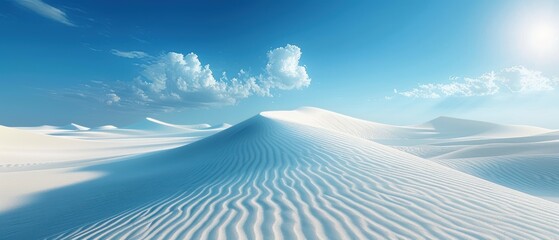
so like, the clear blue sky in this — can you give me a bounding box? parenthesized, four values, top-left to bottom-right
(1, 0, 559, 127)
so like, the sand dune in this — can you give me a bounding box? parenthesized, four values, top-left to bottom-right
(1, 108, 558, 239)
(266, 107, 559, 202)
(281, 108, 559, 203)
(126, 117, 213, 132)
(264, 107, 552, 145)
(95, 125, 118, 130)
(1, 110, 557, 239)
(417, 116, 550, 139)
(62, 123, 90, 131)
(0, 121, 227, 219)
(0, 122, 223, 169)
(18, 123, 91, 132)
(421, 139, 559, 202)
(259, 107, 428, 141)
(432, 154, 559, 203)
(390, 119, 559, 202)
(433, 141, 559, 159)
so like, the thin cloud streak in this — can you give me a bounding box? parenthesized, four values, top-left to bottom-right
(14, 0, 75, 26)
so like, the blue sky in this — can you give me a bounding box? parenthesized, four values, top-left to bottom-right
(1, 0, 559, 127)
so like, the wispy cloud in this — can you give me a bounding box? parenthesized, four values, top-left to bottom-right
(110, 49, 150, 59)
(14, 0, 75, 26)
(65, 44, 311, 111)
(395, 66, 558, 99)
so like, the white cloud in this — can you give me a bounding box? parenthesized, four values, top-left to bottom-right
(105, 93, 120, 105)
(264, 44, 311, 90)
(14, 0, 75, 26)
(132, 51, 250, 107)
(396, 66, 557, 98)
(72, 44, 310, 111)
(110, 49, 149, 59)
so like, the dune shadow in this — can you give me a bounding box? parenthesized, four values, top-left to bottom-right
(0, 146, 217, 239)
(0, 116, 260, 239)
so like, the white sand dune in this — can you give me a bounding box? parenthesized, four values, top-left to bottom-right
(127, 117, 212, 132)
(17, 124, 83, 135)
(389, 120, 559, 202)
(109, 117, 230, 140)
(125, 117, 180, 132)
(0, 123, 220, 169)
(1, 109, 557, 239)
(19, 123, 91, 132)
(264, 107, 552, 146)
(62, 123, 90, 131)
(432, 154, 559, 203)
(433, 141, 559, 159)
(95, 125, 118, 130)
(281, 108, 559, 203)
(214, 123, 233, 128)
(0, 122, 225, 216)
(430, 130, 559, 146)
(414, 140, 559, 202)
(13, 117, 229, 141)
(417, 116, 550, 139)
(261, 107, 430, 141)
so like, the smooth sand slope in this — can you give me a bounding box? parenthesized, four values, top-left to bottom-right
(0, 123, 225, 169)
(125, 117, 215, 133)
(1, 118, 228, 171)
(0, 120, 228, 215)
(417, 116, 550, 139)
(388, 121, 559, 202)
(266, 107, 551, 145)
(1, 109, 557, 239)
(274, 108, 558, 203)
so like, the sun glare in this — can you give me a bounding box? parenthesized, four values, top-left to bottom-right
(506, 3, 559, 62)
(524, 20, 558, 56)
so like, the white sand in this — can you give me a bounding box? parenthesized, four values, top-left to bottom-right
(0, 108, 557, 239)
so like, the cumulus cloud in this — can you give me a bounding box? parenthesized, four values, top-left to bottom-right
(111, 49, 150, 59)
(132, 52, 253, 107)
(396, 66, 557, 98)
(130, 44, 310, 109)
(264, 44, 311, 90)
(68, 44, 310, 110)
(14, 0, 75, 26)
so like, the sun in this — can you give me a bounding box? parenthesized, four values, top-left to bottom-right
(523, 19, 558, 57)
(505, 3, 559, 62)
